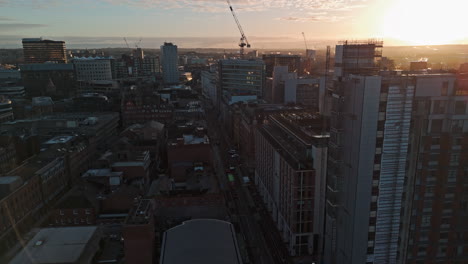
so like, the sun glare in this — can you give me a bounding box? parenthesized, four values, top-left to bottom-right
(381, 0, 468, 45)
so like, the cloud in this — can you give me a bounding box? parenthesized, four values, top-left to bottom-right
(0, 23, 47, 31)
(0, 0, 370, 13)
(0, 16, 14, 21)
(277, 15, 349, 23)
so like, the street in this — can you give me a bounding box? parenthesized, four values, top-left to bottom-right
(204, 102, 291, 264)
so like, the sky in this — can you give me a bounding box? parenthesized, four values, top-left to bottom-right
(0, 0, 468, 49)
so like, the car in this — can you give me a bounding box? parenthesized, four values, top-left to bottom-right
(231, 154, 240, 158)
(228, 149, 236, 154)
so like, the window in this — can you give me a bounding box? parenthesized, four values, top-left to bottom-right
(432, 101, 446, 114)
(421, 215, 431, 227)
(455, 101, 466, 114)
(73, 209, 78, 215)
(448, 170, 457, 183)
(451, 120, 464, 133)
(59, 210, 64, 216)
(431, 120, 443, 133)
(442, 81, 449, 96)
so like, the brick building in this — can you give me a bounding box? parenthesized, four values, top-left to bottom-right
(0, 149, 68, 253)
(49, 195, 96, 226)
(167, 126, 212, 181)
(123, 199, 155, 264)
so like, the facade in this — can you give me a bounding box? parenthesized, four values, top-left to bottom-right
(49, 195, 96, 226)
(284, 78, 320, 109)
(324, 41, 386, 264)
(271, 66, 296, 104)
(201, 65, 218, 105)
(0, 97, 13, 123)
(0, 150, 68, 253)
(398, 74, 468, 264)
(0, 86, 25, 98)
(22, 38, 67, 64)
(0, 137, 16, 175)
(262, 54, 301, 77)
(255, 112, 328, 258)
(20, 63, 75, 98)
(73, 57, 113, 81)
(218, 59, 265, 100)
(123, 199, 155, 264)
(324, 40, 468, 264)
(161, 42, 179, 84)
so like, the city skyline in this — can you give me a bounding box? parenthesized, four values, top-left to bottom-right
(1, 0, 468, 49)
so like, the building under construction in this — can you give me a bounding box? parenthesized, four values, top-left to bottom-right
(333, 40, 383, 78)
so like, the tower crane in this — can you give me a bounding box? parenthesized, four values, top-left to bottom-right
(135, 37, 142, 49)
(302, 32, 308, 50)
(123, 37, 130, 49)
(226, 0, 251, 58)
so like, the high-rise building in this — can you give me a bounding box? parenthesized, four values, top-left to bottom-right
(324, 40, 468, 264)
(398, 73, 468, 264)
(218, 59, 265, 100)
(262, 54, 301, 77)
(255, 111, 328, 258)
(22, 38, 67, 64)
(73, 57, 113, 81)
(160, 42, 179, 84)
(324, 40, 387, 264)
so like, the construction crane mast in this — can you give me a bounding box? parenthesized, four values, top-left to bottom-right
(302, 32, 308, 50)
(123, 37, 130, 49)
(226, 0, 251, 58)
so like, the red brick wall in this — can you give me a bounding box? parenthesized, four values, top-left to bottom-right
(123, 221, 155, 264)
(49, 208, 96, 226)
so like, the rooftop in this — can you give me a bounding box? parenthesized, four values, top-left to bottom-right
(19, 63, 73, 71)
(160, 219, 242, 264)
(9, 226, 99, 264)
(0, 176, 21, 185)
(43, 135, 75, 145)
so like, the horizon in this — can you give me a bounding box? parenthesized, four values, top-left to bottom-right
(2, 35, 468, 50)
(1, 0, 468, 50)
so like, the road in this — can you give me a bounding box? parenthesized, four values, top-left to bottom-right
(204, 102, 290, 264)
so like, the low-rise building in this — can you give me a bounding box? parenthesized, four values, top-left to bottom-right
(160, 219, 243, 264)
(9, 226, 101, 264)
(49, 195, 96, 226)
(20, 63, 75, 98)
(0, 149, 68, 253)
(123, 199, 155, 264)
(167, 125, 212, 181)
(73, 56, 113, 81)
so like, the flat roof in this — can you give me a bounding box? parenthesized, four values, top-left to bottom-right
(9, 226, 98, 264)
(160, 219, 242, 264)
(43, 135, 75, 145)
(0, 176, 21, 185)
